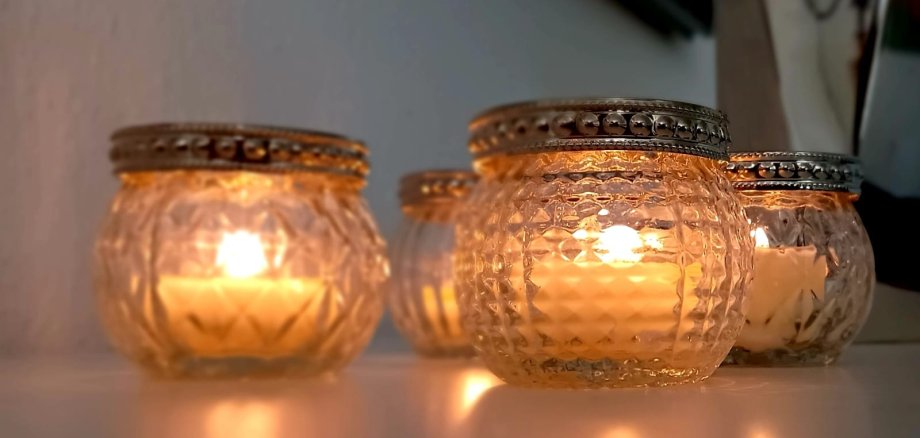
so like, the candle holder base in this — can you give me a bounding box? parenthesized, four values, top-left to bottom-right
(480, 356, 721, 389)
(136, 354, 345, 380)
(722, 346, 841, 367)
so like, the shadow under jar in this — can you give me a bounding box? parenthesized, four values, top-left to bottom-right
(455, 99, 753, 388)
(389, 170, 478, 357)
(94, 123, 388, 378)
(724, 152, 875, 366)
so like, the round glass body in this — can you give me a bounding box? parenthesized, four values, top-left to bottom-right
(390, 194, 475, 357)
(94, 170, 387, 378)
(456, 151, 752, 388)
(725, 190, 874, 365)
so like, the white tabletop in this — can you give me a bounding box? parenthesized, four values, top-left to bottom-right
(1, 344, 918, 438)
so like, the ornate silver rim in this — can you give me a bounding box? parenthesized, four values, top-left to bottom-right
(468, 98, 730, 160)
(109, 122, 369, 178)
(726, 151, 862, 193)
(399, 169, 478, 206)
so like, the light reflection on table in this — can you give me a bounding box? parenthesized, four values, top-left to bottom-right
(0, 344, 916, 438)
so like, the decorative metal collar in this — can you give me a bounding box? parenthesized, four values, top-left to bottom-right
(468, 98, 731, 160)
(110, 123, 369, 178)
(399, 169, 478, 207)
(726, 151, 862, 193)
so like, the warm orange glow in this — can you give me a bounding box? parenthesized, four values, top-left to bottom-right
(206, 400, 280, 438)
(748, 425, 776, 438)
(603, 426, 641, 438)
(459, 369, 501, 418)
(422, 282, 465, 341)
(216, 231, 269, 278)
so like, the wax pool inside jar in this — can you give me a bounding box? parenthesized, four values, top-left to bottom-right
(736, 228, 828, 352)
(420, 282, 466, 344)
(520, 225, 703, 360)
(157, 230, 338, 357)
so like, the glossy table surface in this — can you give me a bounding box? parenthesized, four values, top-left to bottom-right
(1, 344, 918, 438)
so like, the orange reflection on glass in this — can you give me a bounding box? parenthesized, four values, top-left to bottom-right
(206, 400, 280, 438)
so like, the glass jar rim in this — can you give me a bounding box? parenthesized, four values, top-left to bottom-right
(109, 122, 369, 179)
(727, 151, 862, 194)
(468, 97, 731, 160)
(399, 169, 477, 207)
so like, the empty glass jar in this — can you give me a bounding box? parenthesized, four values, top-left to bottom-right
(389, 170, 478, 357)
(455, 99, 753, 388)
(724, 152, 874, 365)
(94, 123, 388, 378)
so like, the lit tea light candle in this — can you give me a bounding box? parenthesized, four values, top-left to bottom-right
(456, 98, 750, 387)
(736, 227, 827, 352)
(390, 170, 477, 357)
(158, 230, 337, 356)
(725, 151, 873, 365)
(526, 224, 703, 360)
(95, 123, 386, 378)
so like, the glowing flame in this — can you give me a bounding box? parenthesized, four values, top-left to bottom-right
(753, 227, 770, 248)
(573, 225, 661, 264)
(595, 225, 657, 263)
(216, 231, 268, 278)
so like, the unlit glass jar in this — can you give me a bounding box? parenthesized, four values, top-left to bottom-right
(94, 123, 388, 378)
(389, 170, 478, 357)
(456, 99, 753, 388)
(724, 152, 874, 365)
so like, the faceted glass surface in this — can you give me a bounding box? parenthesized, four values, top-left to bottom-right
(455, 151, 752, 388)
(725, 191, 874, 366)
(389, 202, 474, 357)
(93, 171, 387, 378)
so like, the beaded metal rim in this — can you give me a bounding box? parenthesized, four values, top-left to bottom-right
(468, 98, 731, 160)
(399, 169, 478, 207)
(109, 122, 369, 178)
(726, 151, 862, 194)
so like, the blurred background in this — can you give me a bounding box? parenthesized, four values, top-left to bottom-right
(0, 0, 917, 355)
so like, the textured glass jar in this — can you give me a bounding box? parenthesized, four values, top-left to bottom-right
(389, 170, 478, 357)
(94, 123, 388, 378)
(724, 152, 874, 365)
(456, 99, 753, 388)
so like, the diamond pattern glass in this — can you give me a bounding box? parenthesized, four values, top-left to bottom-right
(455, 151, 752, 388)
(389, 201, 474, 357)
(725, 191, 874, 365)
(94, 171, 387, 378)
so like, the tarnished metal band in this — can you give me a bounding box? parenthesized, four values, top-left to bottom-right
(727, 151, 862, 193)
(109, 123, 369, 178)
(468, 98, 731, 160)
(399, 169, 477, 207)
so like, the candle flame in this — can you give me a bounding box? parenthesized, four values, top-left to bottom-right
(216, 231, 269, 278)
(753, 227, 770, 248)
(574, 225, 661, 264)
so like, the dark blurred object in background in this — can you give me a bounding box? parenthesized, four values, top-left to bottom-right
(855, 0, 920, 290)
(623, 0, 920, 291)
(856, 183, 920, 291)
(617, 0, 713, 37)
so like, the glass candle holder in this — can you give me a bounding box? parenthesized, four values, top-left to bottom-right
(389, 170, 478, 357)
(724, 152, 874, 365)
(94, 123, 388, 378)
(456, 99, 753, 388)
